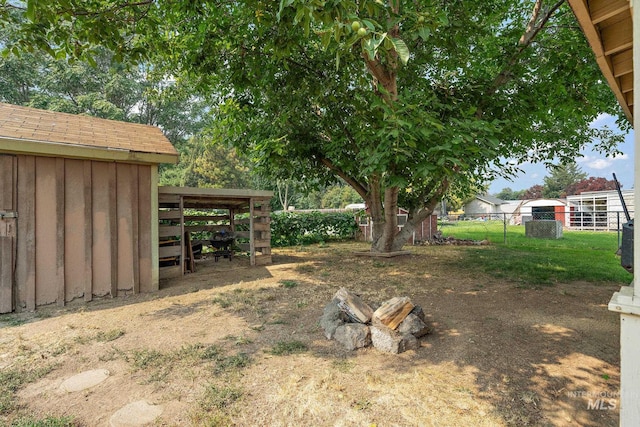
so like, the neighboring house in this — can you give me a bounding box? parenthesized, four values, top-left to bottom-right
(463, 194, 505, 217)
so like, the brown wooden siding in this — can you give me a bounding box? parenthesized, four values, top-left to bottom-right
(9, 154, 156, 311)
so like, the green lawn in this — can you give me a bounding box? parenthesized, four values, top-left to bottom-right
(439, 220, 632, 286)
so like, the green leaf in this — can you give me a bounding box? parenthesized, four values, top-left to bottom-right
(390, 38, 410, 65)
(418, 27, 431, 41)
(26, 0, 37, 21)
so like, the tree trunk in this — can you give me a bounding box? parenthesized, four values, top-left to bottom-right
(368, 183, 444, 253)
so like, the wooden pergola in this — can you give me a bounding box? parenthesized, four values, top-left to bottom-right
(158, 186, 273, 279)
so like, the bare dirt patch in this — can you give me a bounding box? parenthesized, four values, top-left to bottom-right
(0, 242, 621, 426)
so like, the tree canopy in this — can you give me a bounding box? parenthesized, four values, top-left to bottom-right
(542, 162, 587, 198)
(1, 0, 628, 251)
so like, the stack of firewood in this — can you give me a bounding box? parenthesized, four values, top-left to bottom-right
(320, 288, 431, 354)
(416, 230, 490, 246)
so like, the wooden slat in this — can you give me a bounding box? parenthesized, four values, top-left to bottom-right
(159, 225, 182, 237)
(64, 159, 89, 303)
(16, 156, 36, 311)
(138, 165, 153, 293)
(91, 161, 114, 298)
(184, 224, 228, 233)
(158, 194, 180, 204)
(54, 158, 65, 307)
(0, 155, 15, 211)
(0, 232, 14, 313)
(33, 157, 58, 306)
(234, 231, 250, 239)
(109, 162, 118, 297)
(158, 210, 181, 220)
(83, 160, 93, 301)
(590, 0, 630, 24)
(249, 199, 255, 266)
(235, 219, 250, 225)
(612, 49, 633, 77)
(601, 16, 633, 56)
(620, 73, 633, 93)
(159, 245, 182, 258)
(237, 243, 250, 252)
(253, 222, 270, 232)
(254, 239, 271, 248)
(184, 215, 230, 222)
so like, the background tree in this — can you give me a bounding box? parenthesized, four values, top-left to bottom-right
(321, 185, 364, 209)
(522, 185, 545, 200)
(3, 0, 628, 253)
(494, 187, 526, 200)
(566, 176, 619, 195)
(542, 162, 587, 198)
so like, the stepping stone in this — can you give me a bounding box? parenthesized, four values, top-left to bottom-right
(109, 400, 163, 427)
(59, 369, 110, 393)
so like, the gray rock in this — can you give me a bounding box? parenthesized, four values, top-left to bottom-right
(334, 323, 371, 351)
(410, 305, 426, 321)
(398, 312, 431, 338)
(319, 300, 348, 339)
(371, 324, 420, 354)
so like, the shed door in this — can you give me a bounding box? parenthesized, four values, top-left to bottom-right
(0, 155, 16, 313)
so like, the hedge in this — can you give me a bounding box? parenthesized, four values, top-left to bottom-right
(269, 211, 360, 247)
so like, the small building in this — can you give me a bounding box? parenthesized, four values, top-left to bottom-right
(566, 189, 634, 231)
(355, 206, 438, 244)
(463, 194, 505, 218)
(0, 103, 179, 313)
(507, 199, 569, 225)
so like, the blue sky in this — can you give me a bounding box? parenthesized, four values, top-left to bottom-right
(488, 114, 634, 194)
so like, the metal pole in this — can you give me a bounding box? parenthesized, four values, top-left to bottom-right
(503, 213, 507, 244)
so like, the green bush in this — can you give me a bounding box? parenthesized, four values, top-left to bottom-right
(270, 211, 359, 247)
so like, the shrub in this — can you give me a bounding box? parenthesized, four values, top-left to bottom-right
(269, 211, 359, 246)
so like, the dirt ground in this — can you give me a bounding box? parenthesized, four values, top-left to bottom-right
(0, 242, 623, 426)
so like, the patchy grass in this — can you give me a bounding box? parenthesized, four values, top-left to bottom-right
(267, 340, 308, 356)
(0, 241, 623, 426)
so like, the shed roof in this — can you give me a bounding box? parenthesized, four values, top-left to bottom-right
(159, 186, 273, 210)
(0, 102, 179, 164)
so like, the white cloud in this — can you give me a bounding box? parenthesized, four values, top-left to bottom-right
(586, 159, 612, 170)
(611, 153, 629, 160)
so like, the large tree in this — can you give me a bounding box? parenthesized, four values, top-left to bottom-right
(542, 161, 587, 198)
(2, 0, 627, 252)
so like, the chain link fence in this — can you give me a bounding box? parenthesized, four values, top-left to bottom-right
(440, 210, 633, 246)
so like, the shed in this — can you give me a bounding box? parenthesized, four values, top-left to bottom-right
(0, 102, 178, 313)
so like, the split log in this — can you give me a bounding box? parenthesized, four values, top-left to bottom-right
(373, 297, 414, 330)
(333, 288, 374, 324)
